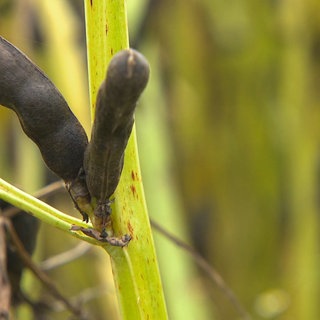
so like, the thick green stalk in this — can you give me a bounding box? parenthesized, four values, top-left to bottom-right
(84, 1, 168, 319)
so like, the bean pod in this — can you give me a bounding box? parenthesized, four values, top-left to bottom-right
(84, 49, 150, 230)
(0, 36, 88, 182)
(0, 36, 91, 221)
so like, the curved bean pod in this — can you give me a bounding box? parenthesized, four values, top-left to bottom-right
(84, 49, 149, 230)
(0, 36, 88, 183)
(0, 36, 91, 221)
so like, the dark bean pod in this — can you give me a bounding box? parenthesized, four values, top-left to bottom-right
(0, 36, 91, 221)
(0, 36, 88, 183)
(84, 49, 149, 230)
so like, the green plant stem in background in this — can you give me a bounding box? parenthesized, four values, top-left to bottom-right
(84, 1, 168, 319)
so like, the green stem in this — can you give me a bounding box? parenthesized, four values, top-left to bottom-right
(0, 178, 98, 245)
(84, 0, 168, 319)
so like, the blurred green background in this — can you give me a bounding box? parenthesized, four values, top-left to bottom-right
(1, 0, 320, 319)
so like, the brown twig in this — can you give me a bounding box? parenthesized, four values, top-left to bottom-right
(4, 218, 88, 320)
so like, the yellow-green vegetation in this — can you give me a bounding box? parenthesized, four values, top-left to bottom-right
(1, 0, 320, 319)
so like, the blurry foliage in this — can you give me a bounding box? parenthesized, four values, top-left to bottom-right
(1, 0, 320, 319)
(134, 0, 320, 319)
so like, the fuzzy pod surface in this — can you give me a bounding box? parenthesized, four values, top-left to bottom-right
(84, 49, 150, 206)
(0, 36, 88, 182)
